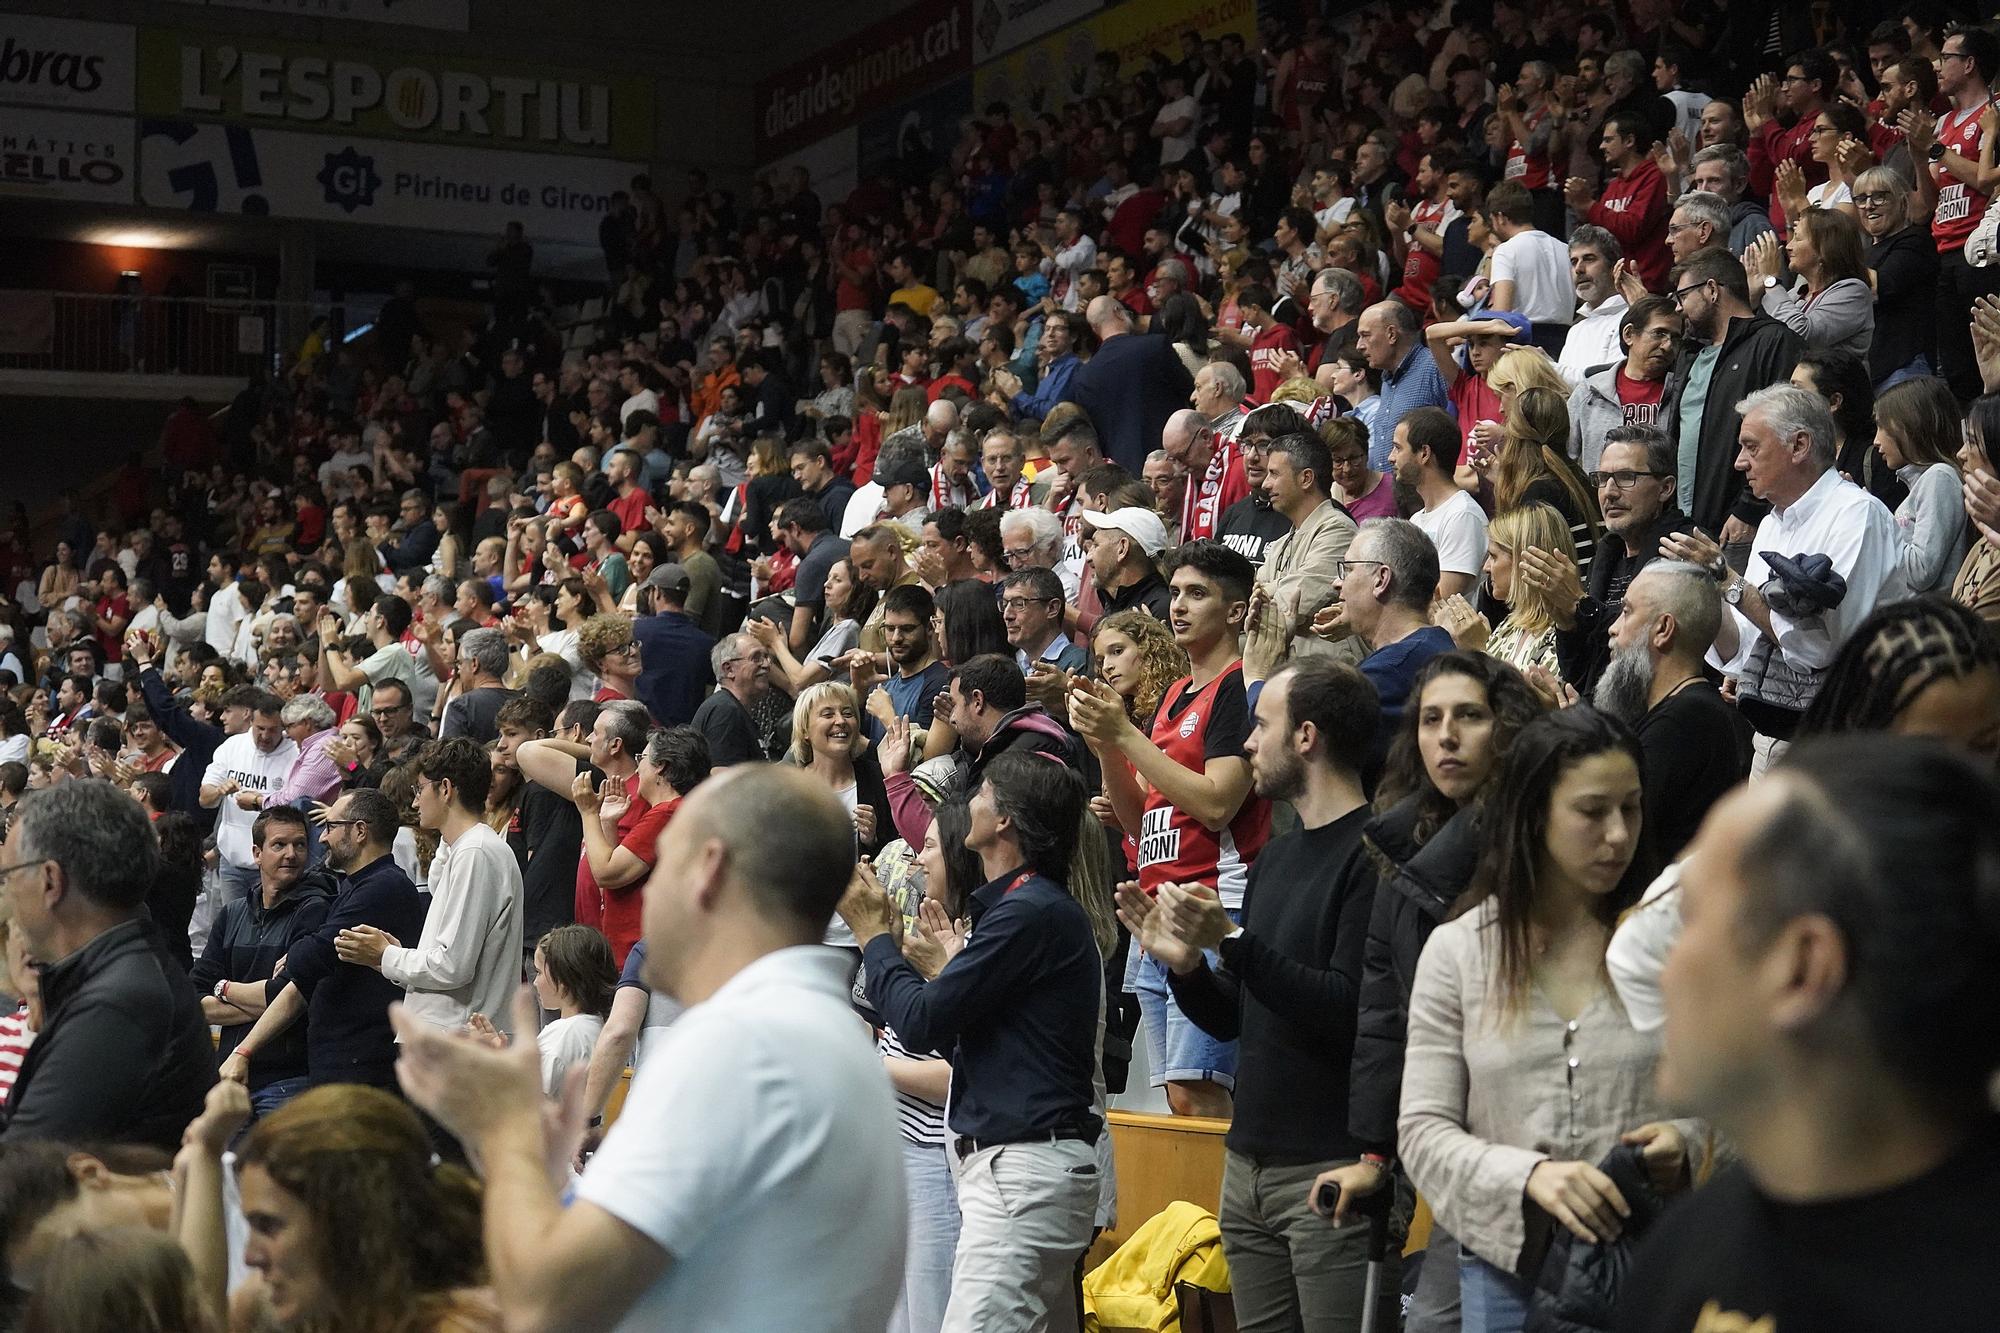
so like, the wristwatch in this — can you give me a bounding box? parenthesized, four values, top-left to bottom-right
(1929, 141, 1949, 163)
(1723, 575, 1748, 606)
(1760, 274, 1778, 291)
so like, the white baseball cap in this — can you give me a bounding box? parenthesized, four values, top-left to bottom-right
(1079, 506, 1170, 557)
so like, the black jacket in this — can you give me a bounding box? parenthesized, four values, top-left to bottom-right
(189, 871, 335, 1088)
(137, 665, 220, 826)
(1659, 312, 1802, 535)
(1527, 1143, 1670, 1333)
(1553, 509, 1695, 694)
(1348, 798, 1483, 1150)
(0, 919, 213, 1152)
(279, 853, 429, 1088)
(1063, 333, 1195, 474)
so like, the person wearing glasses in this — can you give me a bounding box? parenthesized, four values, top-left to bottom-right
(1853, 163, 1940, 391)
(1568, 295, 1683, 473)
(1742, 50, 1836, 236)
(1161, 408, 1248, 544)
(0, 780, 211, 1151)
(1001, 568, 1087, 677)
(1742, 206, 1875, 361)
(1658, 247, 1803, 545)
(1522, 425, 1694, 697)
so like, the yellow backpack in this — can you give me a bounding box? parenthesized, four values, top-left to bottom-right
(1082, 1201, 1232, 1333)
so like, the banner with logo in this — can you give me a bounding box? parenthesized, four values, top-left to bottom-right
(0, 14, 135, 113)
(754, 0, 969, 163)
(0, 107, 134, 203)
(138, 119, 639, 244)
(168, 0, 469, 34)
(969, 0, 1100, 64)
(135, 29, 654, 159)
(973, 0, 1253, 119)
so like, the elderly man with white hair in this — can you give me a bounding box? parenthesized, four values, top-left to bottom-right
(1067, 294, 1196, 473)
(1000, 506, 1079, 601)
(1660, 383, 1906, 775)
(1161, 407, 1249, 543)
(1191, 361, 1249, 439)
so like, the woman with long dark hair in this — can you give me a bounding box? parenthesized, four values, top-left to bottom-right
(931, 578, 1008, 667)
(1401, 707, 1688, 1332)
(1791, 348, 1905, 510)
(1872, 377, 1970, 593)
(1954, 394, 2000, 625)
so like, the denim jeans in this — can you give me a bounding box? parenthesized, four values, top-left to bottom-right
(217, 860, 261, 905)
(249, 1074, 310, 1121)
(889, 1138, 960, 1333)
(1458, 1250, 1531, 1333)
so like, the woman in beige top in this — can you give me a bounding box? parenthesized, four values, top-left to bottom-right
(36, 539, 81, 609)
(1951, 394, 2000, 626)
(1399, 708, 1699, 1332)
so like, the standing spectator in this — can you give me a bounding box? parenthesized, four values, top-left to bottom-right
(1232, 286, 1302, 406)
(515, 700, 653, 945)
(1566, 114, 1672, 291)
(633, 564, 718, 726)
(1661, 248, 1802, 542)
(1568, 297, 1682, 472)
(692, 632, 776, 766)
(1903, 25, 2000, 400)
(1318, 519, 1456, 770)
(1664, 192, 1731, 269)
(391, 766, 905, 1332)
(0, 781, 212, 1151)
(1162, 409, 1248, 544)
(1592, 562, 1750, 860)
(1074, 540, 1269, 1119)
(317, 594, 440, 726)
(198, 691, 298, 903)
(1688, 145, 1775, 253)
(1745, 50, 1834, 236)
(1401, 708, 1684, 1325)
(1628, 737, 2000, 1330)
(1253, 431, 1357, 644)
(572, 726, 708, 965)
(1393, 408, 1489, 599)
(1119, 658, 1395, 1330)
(1855, 165, 1940, 390)
(334, 737, 525, 1037)
(1356, 301, 1450, 471)
(777, 498, 850, 657)
(216, 787, 427, 1092)
(1557, 225, 1630, 383)
(1741, 211, 1874, 359)
(1662, 385, 1907, 773)
(843, 753, 1103, 1333)
(1066, 298, 1195, 473)
(436, 627, 516, 744)
(1079, 507, 1173, 623)
(189, 806, 330, 1117)
(1485, 182, 1576, 353)
(1872, 378, 1972, 594)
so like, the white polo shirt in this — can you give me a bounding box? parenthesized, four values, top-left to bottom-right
(576, 946, 904, 1332)
(1490, 227, 1577, 325)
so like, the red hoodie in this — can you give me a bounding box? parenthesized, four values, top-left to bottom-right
(1749, 113, 1826, 236)
(1589, 158, 1671, 292)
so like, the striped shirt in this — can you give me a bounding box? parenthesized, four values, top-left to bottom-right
(877, 1024, 948, 1146)
(0, 1001, 34, 1105)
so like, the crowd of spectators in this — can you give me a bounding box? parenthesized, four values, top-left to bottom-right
(0, 1, 1998, 1330)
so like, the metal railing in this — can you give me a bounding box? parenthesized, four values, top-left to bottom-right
(0, 291, 323, 378)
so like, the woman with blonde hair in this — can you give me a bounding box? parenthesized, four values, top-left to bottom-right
(882, 385, 930, 440)
(1090, 609, 1190, 729)
(1462, 348, 1577, 495)
(788, 681, 891, 948)
(1489, 386, 1600, 568)
(1436, 503, 1575, 679)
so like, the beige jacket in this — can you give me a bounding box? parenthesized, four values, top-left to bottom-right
(1257, 498, 1358, 662)
(1398, 899, 1702, 1274)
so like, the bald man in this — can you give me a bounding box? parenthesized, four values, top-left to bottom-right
(1066, 294, 1196, 474)
(1162, 407, 1249, 542)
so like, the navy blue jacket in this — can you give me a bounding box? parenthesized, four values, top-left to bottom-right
(190, 872, 333, 1089)
(863, 866, 1101, 1141)
(275, 853, 429, 1088)
(634, 609, 716, 727)
(1064, 332, 1195, 474)
(136, 665, 220, 825)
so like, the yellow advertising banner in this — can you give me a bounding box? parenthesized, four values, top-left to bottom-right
(134, 28, 654, 159)
(973, 0, 1254, 121)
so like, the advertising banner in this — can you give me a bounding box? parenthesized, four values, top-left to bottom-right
(973, 0, 1253, 119)
(0, 14, 135, 113)
(857, 77, 971, 189)
(168, 0, 469, 34)
(0, 106, 135, 203)
(754, 0, 969, 163)
(138, 118, 640, 244)
(969, 0, 1100, 64)
(135, 28, 654, 159)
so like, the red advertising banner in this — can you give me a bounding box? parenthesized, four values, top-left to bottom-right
(754, 0, 970, 162)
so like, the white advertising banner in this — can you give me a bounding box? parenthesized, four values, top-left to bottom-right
(0, 107, 135, 204)
(168, 0, 469, 34)
(969, 0, 1101, 63)
(138, 118, 638, 244)
(0, 14, 136, 113)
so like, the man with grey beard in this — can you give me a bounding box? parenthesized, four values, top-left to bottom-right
(1592, 561, 1749, 859)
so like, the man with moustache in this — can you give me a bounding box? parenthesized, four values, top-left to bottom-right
(1521, 425, 1692, 696)
(1590, 561, 1750, 860)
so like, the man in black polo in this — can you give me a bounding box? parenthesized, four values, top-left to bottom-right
(841, 752, 1103, 1331)
(216, 788, 428, 1090)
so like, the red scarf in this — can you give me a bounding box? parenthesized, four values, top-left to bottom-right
(980, 475, 1034, 510)
(1182, 437, 1240, 542)
(931, 464, 977, 512)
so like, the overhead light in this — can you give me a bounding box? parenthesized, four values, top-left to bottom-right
(85, 226, 182, 249)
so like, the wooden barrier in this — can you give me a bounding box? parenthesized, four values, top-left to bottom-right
(1088, 1110, 1232, 1269)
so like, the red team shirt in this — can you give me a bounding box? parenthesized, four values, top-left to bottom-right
(1137, 665, 1272, 910)
(1933, 105, 1992, 253)
(1615, 369, 1666, 427)
(1392, 196, 1452, 312)
(1503, 105, 1554, 189)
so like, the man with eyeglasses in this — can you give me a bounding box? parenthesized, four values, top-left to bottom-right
(1521, 424, 1694, 696)
(1901, 25, 2000, 400)
(1218, 404, 1305, 570)
(366, 679, 427, 764)
(1569, 295, 1683, 472)
(1001, 568, 1087, 677)
(999, 506, 1078, 602)
(690, 633, 775, 766)
(1743, 50, 1834, 236)
(1868, 54, 1937, 189)
(1162, 408, 1248, 544)
(1659, 248, 1802, 545)
(0, 781, 212, 1150)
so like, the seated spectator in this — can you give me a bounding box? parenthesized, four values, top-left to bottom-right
(1872, 377, 1971, 594)
(1955, 394, 2000, 625)
(1435, 502, 1574, 678)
